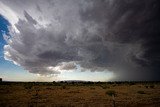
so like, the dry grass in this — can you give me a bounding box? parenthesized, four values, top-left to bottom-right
(0, 82, 160, 107)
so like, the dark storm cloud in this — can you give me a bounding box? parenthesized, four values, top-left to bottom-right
(24, 11, 37, 25)
(1, 0, 160, 80)
(58, 62, 77, 70)
(77, 0, 160, 80)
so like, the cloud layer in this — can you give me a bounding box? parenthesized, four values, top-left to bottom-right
(1, 0, 160, 80)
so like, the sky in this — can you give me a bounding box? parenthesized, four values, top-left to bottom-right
(0, 0, 160, 81)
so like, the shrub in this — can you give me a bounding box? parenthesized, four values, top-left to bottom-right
(62, 85, 66, 89)
(90, 87, 95, 90)
(106, 90, 116, 96)
(101, 85, 109, 89)
(46, 87, 52, 90)
(145, 86, 148, 88)
(150, 85, 154, 88)
(24, 83, 33, 90)
(137, 90, 145, 94)
(128, 82, 135, 86)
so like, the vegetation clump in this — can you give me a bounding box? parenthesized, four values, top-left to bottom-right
(106, 90, 116, 96)
(101, 85, 110, 89)
(150, 85, 154, 88)
(24, 84, 33, 90)
(137, 90, 145, 94)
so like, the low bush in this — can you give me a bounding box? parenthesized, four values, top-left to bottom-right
(90, 87, 95, 90)
(137, 90, 145, 94)
(101, 85, 110, 89)
(106, 90, 116, 96)
(150, 85, 154, 88)
(145, 86, 148, 88)
(24, 84, 32, 90)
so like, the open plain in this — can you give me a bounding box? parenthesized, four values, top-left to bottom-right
(0, 82, 160, 107)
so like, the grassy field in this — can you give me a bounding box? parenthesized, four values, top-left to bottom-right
(0, 81, 160, 107)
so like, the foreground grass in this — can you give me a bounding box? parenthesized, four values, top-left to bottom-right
(0, 82, 160, 107)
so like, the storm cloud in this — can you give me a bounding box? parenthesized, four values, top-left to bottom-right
(0, 0, 160, 80)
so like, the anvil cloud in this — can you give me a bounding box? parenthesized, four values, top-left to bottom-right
(0, 0, 160, 81)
